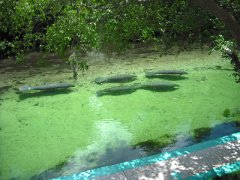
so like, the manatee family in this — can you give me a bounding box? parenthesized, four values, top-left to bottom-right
(94, 74, 137, 84)
(96, 81, 178, 96)
(95, 71, 187, 96)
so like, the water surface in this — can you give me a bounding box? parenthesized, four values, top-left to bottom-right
(0, 47, 240, 179)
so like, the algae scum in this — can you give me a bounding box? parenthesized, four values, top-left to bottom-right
(0, 48, 240, 180)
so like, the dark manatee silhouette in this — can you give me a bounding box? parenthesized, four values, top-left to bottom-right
(96, 84, 140, 96)
(97, 81, 178, 96)
(19, 82, 74, 92)
(94, 74, 137, 84)
(146, 74, 188, 81)
(139, 81, 178, 91)
(145, 70, 188, 78)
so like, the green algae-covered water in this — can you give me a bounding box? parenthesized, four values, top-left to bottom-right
(0, 47, 240, 179)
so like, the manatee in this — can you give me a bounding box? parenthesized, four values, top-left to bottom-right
(145, 70, 188, 78)
(139, 81, 178, 91)
(94, 74, 137, 84)
(19, 82, 74, 92)
(96, 84, 140, 96)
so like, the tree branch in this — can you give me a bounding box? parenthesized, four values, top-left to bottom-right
(189, 0, 240, 49)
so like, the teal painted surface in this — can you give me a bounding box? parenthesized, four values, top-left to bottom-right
(53, 132, 240, 180)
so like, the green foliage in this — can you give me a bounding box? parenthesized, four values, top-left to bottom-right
(212, 35, 237, 54)
(46, 6, 99, 56)
(212, 35, 240, 82)
(98, 0, 213, 52)
(1, 0, 240, 69)
(0, 0, 66, 57)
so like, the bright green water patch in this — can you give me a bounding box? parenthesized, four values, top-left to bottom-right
(0, 49, 240, 179)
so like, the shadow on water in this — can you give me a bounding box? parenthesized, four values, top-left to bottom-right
(97, 83, 178, 97)
(96, 88, 137, 97)
(146, 75, 188, 81)
(30, 121, 240, 179)
(96, 84, 140, 97)
(193, 121, 240, 143)
(140, 86, 178, 92)
(18, 89, 73, 100)
(133, 134, 176, 156)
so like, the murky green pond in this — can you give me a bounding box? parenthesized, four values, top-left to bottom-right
(0, 47, 240, 179)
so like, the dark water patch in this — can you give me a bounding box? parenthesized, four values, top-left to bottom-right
(193, 121, 240, 143)
(18, 89, 73, 100)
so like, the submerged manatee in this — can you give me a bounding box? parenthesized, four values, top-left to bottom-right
(145, 70, 188, 78)
(139, 81, 178, 91)
(94, 74, 137, 84)
(19, 82, 74, 92)
(96, 84, 140, 96)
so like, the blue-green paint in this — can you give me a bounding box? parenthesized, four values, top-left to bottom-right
(53, 132, 240, 180)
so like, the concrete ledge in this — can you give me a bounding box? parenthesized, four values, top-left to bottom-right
(53, 132, 240, 180)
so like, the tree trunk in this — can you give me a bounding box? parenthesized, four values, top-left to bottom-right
(189, 0, 240, 49)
